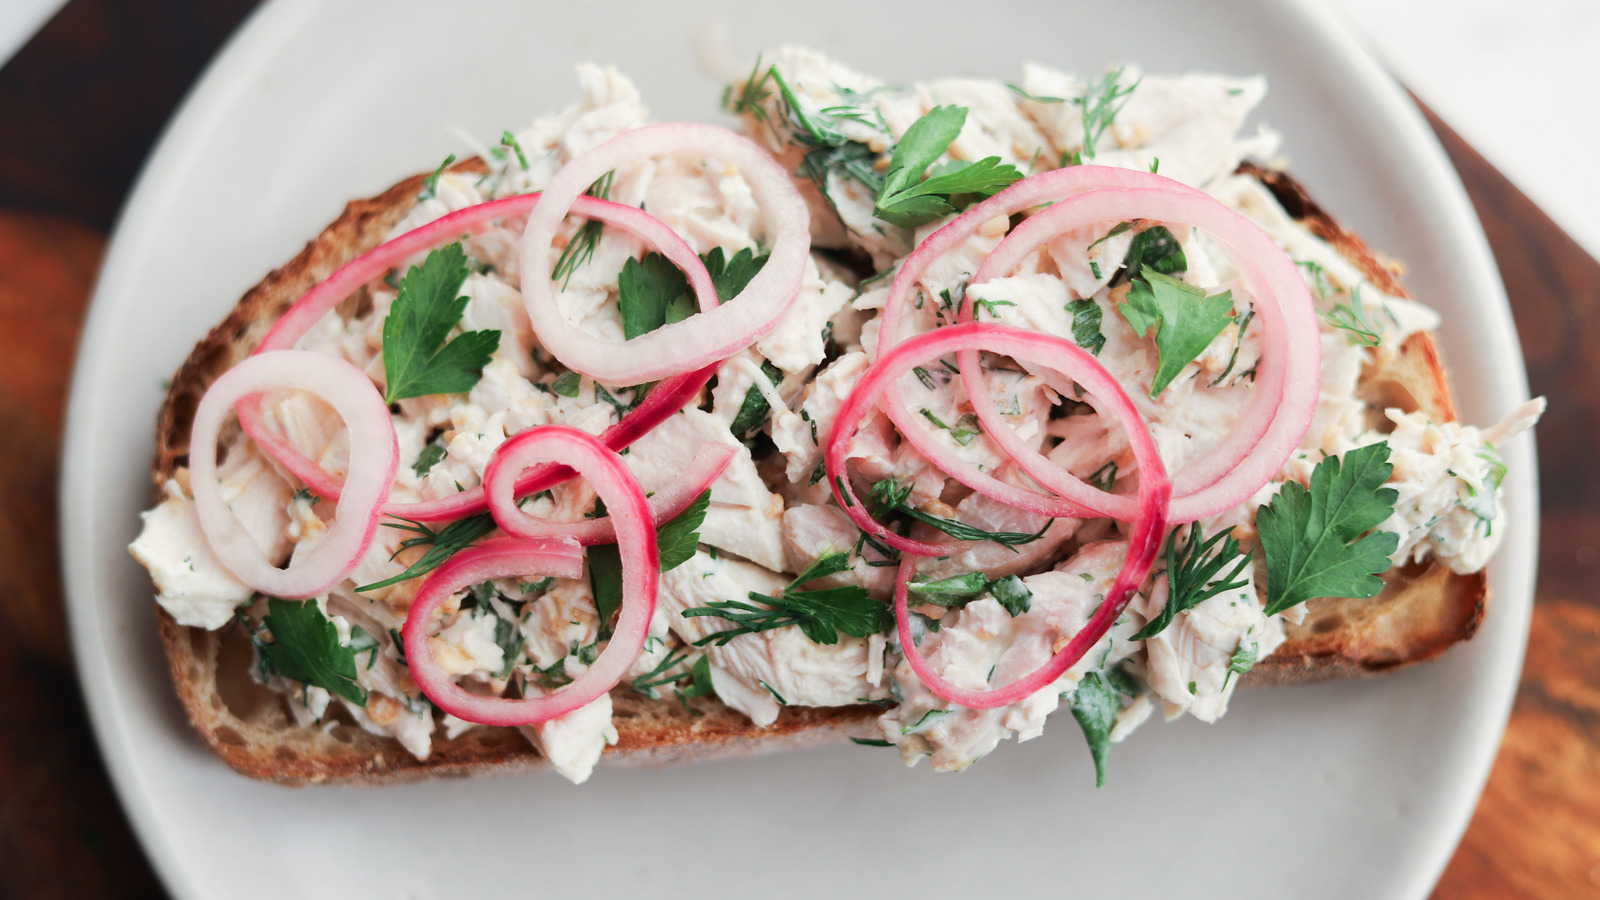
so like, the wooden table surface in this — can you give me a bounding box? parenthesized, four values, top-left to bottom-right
(0, 3, 1594, 898)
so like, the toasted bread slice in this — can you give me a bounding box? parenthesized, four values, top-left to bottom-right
(147, 160, 1484, 784)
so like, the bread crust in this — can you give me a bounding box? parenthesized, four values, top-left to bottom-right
(145, 161, 1483, 784)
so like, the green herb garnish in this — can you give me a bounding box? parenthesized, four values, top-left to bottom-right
(1132, 523, 1254, 641)
(257, 598, 366, 707)
(683, 552, 889, 646)
(1257, 442, 1399, 616)
(357, 513, 498, 592)
(873, 106, 1022, 229)
(381, 243, 501, 403)
(1118, 266, 1235, 397)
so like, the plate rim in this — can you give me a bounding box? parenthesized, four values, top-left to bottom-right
(58, 0, 1539, 897)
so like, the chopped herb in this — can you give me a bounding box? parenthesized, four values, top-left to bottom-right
(551, 171, 615, 289)
(760, 680, 788, 706)
(1088, 221, 1135, 250)
(498, 130, 529, 170)
(1324, 286, 1383, 347)
(551, 371, 581, 397)
(1087, 460, 1119, 493)
(412, 440, 447, 478)
(683, 552, 890, 646)
(901, 708, 951, 735)
(972, 296, 1016, 319)
(1067, 297, 1107, 355)
(656, 490, 711, 572)
(357, 513, 498, 592)
(492, 614, 523, 679)
(520, 576, 555, 595)
(1297, 259, 1334, 301)
(1208, 309, 1256, 387)
(1118, 266, 1236, 397)
(1005, 83, 1067, 104)
(850, 737, 895, 747)
(1068, 670, 1121, 787)
(348, 625, 381, 670)
(257, 598, 366, 707)
(908, 572, 991, 606)
(1076, 68, 1139, 161)
(873, 106, 1023, 228)
(674, 655, 716, 712)
(1257, 442, 1400, 616)
(630, 645, 694, 698)
(618, 252, 690, 340)
(1132, 523, 1254, 641)
(418, 154, 456, 200)
(530, 656, 573, 690)
(989, 574, 1033, 617)
(800, 408, 819, 445)
(292, 488, 320, 506)
(587, 542, 623, 639)
(381, 243, 501, 403)
(1120, 225, 1186, 281)
(729, 360, 786, 438)
(1223, 639, 1258, 689)
(870, 478, 1051, 549)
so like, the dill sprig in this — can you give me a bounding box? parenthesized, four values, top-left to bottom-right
(551, 170, 616, 289)
(682, 552, 890, 647)
(355, 512, 498, 592)
(1131, 523, 1254, 641)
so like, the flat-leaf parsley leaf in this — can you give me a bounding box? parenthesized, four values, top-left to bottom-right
(1257, 442, 1400, 615)
(258, 598, 367, 707)
(381, 243, 501, 403)
(1117, 266, 1235, 397)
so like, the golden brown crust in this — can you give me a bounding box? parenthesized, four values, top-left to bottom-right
(145, 160, 1485, 783)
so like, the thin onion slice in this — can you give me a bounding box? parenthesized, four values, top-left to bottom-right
(486, 442, 735, 545)
(826, 322, 1161, 555)
(235, 191, 718, 522)
(889, 352, 1170, 710)
(189, 351, 398, 598)
(956, 184, 1318, 523)
(404, 426, 658, 726)
(401, 536, 586, 718)
(518, 123, 811, 385)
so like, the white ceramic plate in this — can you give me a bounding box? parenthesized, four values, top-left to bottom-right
(61, 0, 1539, 897)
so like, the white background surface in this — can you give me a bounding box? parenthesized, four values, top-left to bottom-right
(4, 1, 1594, 254)
(1320, 1, 1599, 257)
(58, 1, 1540, 899)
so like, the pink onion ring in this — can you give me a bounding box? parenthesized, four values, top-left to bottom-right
(189, 351, 398, 598)
(889, 351, 1170, 709)
(826, 323, 1162, 555)
(518, 123, 811, 385)
(401, 536, 589, 721)
(404, 427, 658, 725)
(955, 185, 1318, 523)
(235, 191, 718, 522)
(486, 442, 735, 545)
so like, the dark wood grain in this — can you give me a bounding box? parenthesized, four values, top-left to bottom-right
(1421, 108, 1600, 900)
(0, 3, 1594, 898)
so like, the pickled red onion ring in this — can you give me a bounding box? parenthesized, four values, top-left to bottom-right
(957, 185, 1318, 523)
(189, 351, 398, 598)
(404, 427, 658, 726)
(890, 361, 1170, 709)
(235, 190, 717, 522)
(486, 442, 735, 545)
(401, 536, 586, 719)
(825, 323, 1163, 556)
(254, 191, 717, 355)
(518, 123, 810, 385)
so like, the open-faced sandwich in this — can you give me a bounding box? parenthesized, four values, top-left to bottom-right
(130, 48, 1542, 785)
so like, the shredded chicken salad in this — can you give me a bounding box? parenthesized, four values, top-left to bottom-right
(131, 49, 1541, 784)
